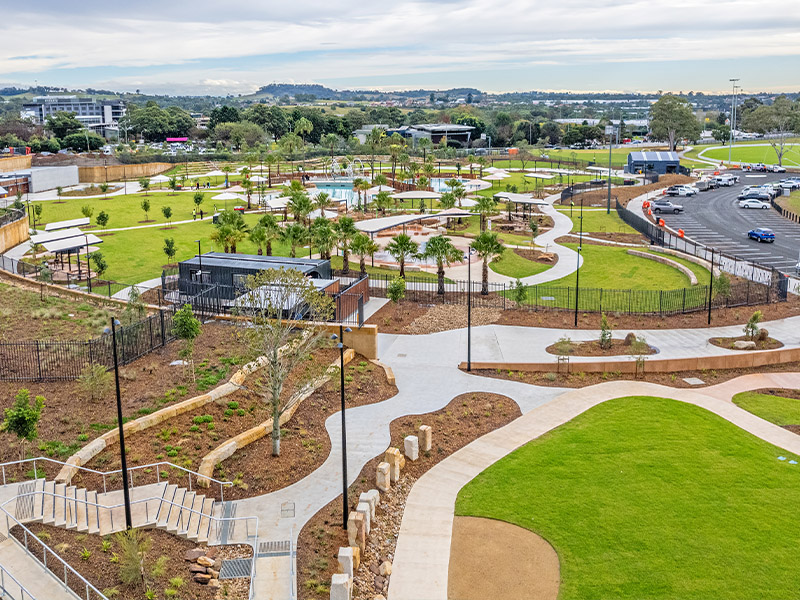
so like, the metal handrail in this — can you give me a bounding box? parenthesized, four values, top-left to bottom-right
(0, 562, 39, 600)
(0, 457, 233, 503)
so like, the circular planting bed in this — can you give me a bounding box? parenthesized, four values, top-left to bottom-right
(709, 336, 783, 351)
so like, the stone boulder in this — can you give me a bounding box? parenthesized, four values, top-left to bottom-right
(624, 332, 636, 346)
(733, 340, 756, 350)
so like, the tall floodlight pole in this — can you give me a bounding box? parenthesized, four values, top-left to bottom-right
(111, 318, 133, 530)
(574, 196, 584, 326)
(728, 78, 740, 164)
(606, 124, 614, 214)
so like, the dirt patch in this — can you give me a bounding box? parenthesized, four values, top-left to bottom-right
(750, 388, 800, 400)
(556, 232, 646, 245)
(10, 523, 251, 600)
(566, 176, 696, 208)
(512, 248, 559, 266)
(545, 338, 657, 357)
(468, 360, 800, 389)
(296, 392, 521, 600)
(367, 302, 502, 335)
(709, 336, 784, 350)
(60, 185, 122, 198)
(215, 354, 397, 501)
(448, 516, 559, 600)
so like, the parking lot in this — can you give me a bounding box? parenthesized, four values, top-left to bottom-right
(659, 171, 800, 275)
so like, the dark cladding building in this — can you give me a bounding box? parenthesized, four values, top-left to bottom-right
(179, 253, 332, 290)
(626, 151, 688, 175)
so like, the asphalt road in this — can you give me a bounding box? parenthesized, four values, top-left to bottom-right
(659, 171, 800, 275)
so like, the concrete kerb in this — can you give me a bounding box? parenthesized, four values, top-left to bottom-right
(626, 249, 698, 285)
(195, 349, 355, 485)
(369, 359, 396, 386)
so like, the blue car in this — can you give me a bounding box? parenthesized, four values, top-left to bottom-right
(748, 228, 775, 243)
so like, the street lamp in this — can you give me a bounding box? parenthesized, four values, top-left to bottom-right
(573, 195, 584, 326)
(465, 247, 476, 371)
(85, 233, 92, 293)
(331, 326, 352, 529)
(728, 78, 740, 164)
(109, 317, 133, 530)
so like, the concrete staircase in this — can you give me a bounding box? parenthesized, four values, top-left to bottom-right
(22, 479, 219, 542)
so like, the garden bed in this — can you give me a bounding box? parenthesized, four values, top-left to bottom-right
(545, 338, 657, 357)
(215, 354, 397, 501)
(512, 248, 559, 266)
(709, 336, 783, 350)
(296, 392, 521, 600)
(10, 523, 252, 600)
(556, 232, 645, 245)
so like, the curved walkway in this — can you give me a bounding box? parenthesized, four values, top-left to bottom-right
(388, 371, 800, 600)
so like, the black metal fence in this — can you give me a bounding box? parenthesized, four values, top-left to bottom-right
(0, 207, 25, 228)
(771, 198, 800, 224)
(616, 198, 790, 298)
(0, 310, 175, 381)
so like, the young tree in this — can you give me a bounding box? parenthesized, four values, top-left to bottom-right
(33, 203, 43, 228)
(335, 217, 359, 274)
(163, 237, 177, 264)
(471, 231, 505, 295)
(742, 96, 800, 166)
(419, 234, 462, 295)
(350, 232, 379, 277)
(161, 205, 172, 228)
(138, 177, 151, 195)
(386, 233, 419, 278)
(236, 268, 334, 456)
(599, 313, 612, 349)
(140, 198, 151, 221)
(387, 275, 406, 306)
(744, 310, 763, 340)
(81, 205, 94, 220)
(90, 251, 108, 278)
(529, 219, 539, 247)
(193, 191, 205, 212)
(99, 182, 110, 199)
(511, 279, 527, 308)
(167, 176, 179, 194)
(124, 285, 146, 325)
(56, 186, 64, 202)
(475, 196, 495, 232)
(116, 529, 151, 593)
(649, 94, 701, 151)
(96, 210, 110, 231)
(1, 389, 45, 460)
(172, 303, 202, 378)
(77, 364, 112, 402)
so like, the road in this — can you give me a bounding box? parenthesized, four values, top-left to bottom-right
(659, 171, 800, 275)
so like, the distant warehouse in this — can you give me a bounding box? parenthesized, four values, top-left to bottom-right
(625, 151, 689, 175)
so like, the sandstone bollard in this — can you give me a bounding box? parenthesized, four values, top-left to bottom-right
(365, 489, 380, 516)
(347, 511, 366, 553)
(356, 501, 372, 535)
(330, 573, 352, 600)
(359, 491, 377, 520)
(376, 462, 391, 492)
(404, 435, 419, 461)
(338, 547, 355, 579)
(419, 425, 432, 452)
(384, 447, 402, 483)
(350, 545, 361, 571)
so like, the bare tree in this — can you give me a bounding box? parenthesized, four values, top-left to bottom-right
(742, 95, 800, 166)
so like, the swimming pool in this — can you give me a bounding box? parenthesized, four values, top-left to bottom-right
(309, 178, 478, 208)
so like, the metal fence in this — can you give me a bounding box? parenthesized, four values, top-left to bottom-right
(616, 198, 791, 298)
(0, 207, 25, 228)
(770, 198, 800, 225)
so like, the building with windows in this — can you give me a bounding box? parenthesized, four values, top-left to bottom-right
(21, 96, 126, 138)
(625, 151, 688, 175)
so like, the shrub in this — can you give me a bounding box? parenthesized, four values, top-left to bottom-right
(599, 313, 612, 349)
(714, 272, 732, 299)
(511, 279, 527, 308)
(77, 364, 112, 402)
(757, 328, 770, 342)
(554, 336, 573, 356)
(80, 547, 91, 561)
(387, 276, 406, 305)
(1, 389, 45, 460)
(116, 529, 151, 589)
(151, 555, 169, 578)
(744, 310, 762, 340)
(172, 304, 201, 362)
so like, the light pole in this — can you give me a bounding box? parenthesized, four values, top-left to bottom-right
(195, 240, 202, 283)
(332, 326, 352, 529)
(465, 248, 475, 370)
(110, 318, 133, 530)
(707, 248, 715, 325)
(573, 196, 583, 326)
(85, 233, 92, 293)
(728, 78, 740, 164)
(606, 124, 614, 214)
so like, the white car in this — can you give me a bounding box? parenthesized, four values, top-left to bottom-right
(738, 199, 771, 209)
(713, 175, 739, 186)
(768, 165, 787, 173)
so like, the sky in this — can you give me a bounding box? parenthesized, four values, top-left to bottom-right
(3, 0, 800, 96)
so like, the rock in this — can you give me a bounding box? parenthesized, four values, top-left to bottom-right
(379, 560, 392, 576)
(356, 501, 371, 534)
(330, 573, 352, 600)
(208, 579, 221, 589)
(188, 564, 207, 574)
(419, 425, 432, 452)
(373, 596, 386, 600)
(213, 558, 223, 570)
(350, 546, 361, 570)
(384, 448, 402, 483)
(204, 547, 218, 559)
(376, 462, 390, 492)
(369, 563, 381, 576)
(185, 548, 205, 562)
(359, 491, 377, 519)
(624, 332, 636, 346)
(170, 359, 189, 367)
(338, 546, 355, 579)
(208, 568, 219, 579)
(193, 573, 212, 584)
(347, 511, 365, 553)
(374, 575, 386, 590)
(757, 328, 770, 342)
(734, 340, 756, 350)
(197, 556, 215, 567)
(404, 435, 419, 461)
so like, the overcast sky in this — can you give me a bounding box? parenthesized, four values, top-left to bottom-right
(3, 0, 800, 95)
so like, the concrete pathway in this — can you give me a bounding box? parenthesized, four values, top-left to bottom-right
(388, 371, 800, 600)
(111, 276, 165, 301)
(0, 540, 75, 600)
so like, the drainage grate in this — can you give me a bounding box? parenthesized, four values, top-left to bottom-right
(258, 540, 291, 557)
(280, 501, 295, 518)
(0, 531, 7, 543)
(219, 558, 252, 580)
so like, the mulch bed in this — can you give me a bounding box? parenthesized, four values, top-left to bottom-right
(468, 360, 800, 389)
(0, 323, 249, 482)
(556, 233, 646, 245)
(512, 248, 559, 266)
(296, 392, 521, 600)
(366, 302, 501, 335)
(9, 523, 251, 600)
(752, 388, 800, 401)
(215, 354, 398, 501)
(545, 338, 657, 357)
(709, 336, 784, 350)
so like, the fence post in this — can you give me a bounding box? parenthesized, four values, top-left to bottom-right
(682, 288, 686, 313)
(160, 310, 166, 347)
(107, 281, 111, 298)
(35, 341, 42, 381)
(659, 289, 663, 316)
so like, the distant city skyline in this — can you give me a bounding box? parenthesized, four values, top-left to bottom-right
(3, 0, 799, 96)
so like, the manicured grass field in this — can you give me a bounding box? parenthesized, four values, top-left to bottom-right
(545, 243, 700, 289)
(558, 208, 637, 234)
(699, 143, 800, 166)
(644, 250, 711, 284)
(456, 396, 800, 600)
(733, 391, 800, 426)
(779, 190, 800, 214)
(489, 249, 552, 278)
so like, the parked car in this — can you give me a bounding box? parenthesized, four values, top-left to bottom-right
(738, 190, 772, 201)
(768, 165, 787, 173)
(713, 174, 739, 186)
(652, 200, 684, 214)
(665, 185, 698, 197)
(748, 228, 775, 243)
(738, 199, 771, 209)
(779, 179, 800, 190)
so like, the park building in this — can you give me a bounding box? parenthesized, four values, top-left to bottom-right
(625, 151, 689, 175)
(20, 96, 126, 138)
(352, 123, 475, 148)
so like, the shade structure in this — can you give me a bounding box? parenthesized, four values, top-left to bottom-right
(366, 185, 396, 196)
(30, 227, 86, 246)
(0, 186, 7, 196)
(266, 196, 289, 210)
(212, 192, 242, 201)
(44, 217, 91, 232)
(150, 175, 170, 183)
(204, 170, 225, 177)
(250, 175, 268, 183)
(389, 190, 442, 200)
(524, 172, 555, 179)
(355, 213, 435, 235)
(482, 173, 509, 181)
(435, 207, 474, 218)
(43, 233, 103, 253)
(308, 208, 339, 220)
(494, 192, 548, 206)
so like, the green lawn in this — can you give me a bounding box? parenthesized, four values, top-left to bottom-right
(558, 208, 637, 234)
(779, 190, 800, 214)
(447, 216, 535, 247)
(733, 391, 800, 426)
(698, 143, 800, 167)
(644, 250, 711, 284)
(545, 243, 698, 289)
(457, 396, 800, 600)
(489, 249, 552, 279)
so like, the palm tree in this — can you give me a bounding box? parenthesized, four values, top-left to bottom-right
(265, 151, 281, 186)
(220, 165, 233, 188)
(249, 224, 268, 255)
(288, 190, 313, 226)
(210, 224, 234, 253)
(279, 132, 303, 175)
(335, 216, 359, 274)
(321, 133, 341, 163)
(475, 196, 496, 232)
(280, 222, 308, 258)
(386, 233, 419, 278)
(422, 161, 436, 182)
(447, 179, 467, 207)
(417, 137, 432, 162)
(471, 231, 505, 295)
(258, 213, 280, 256)
(241, 179, 254, 209)
(388, 133, 404, 181)
(313, 192, 333, 217)
(374, 173, 389, 187)
(216, 209, 249, 253)
(366, 127, 385, 180)
(351, 233, 379, 277)
(295, 117, 314, 171)
(420, 235, 462, 295)
(311, 217, 336, 260)
(354, 178, 371, 212)
(373, 191, 392, 216)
